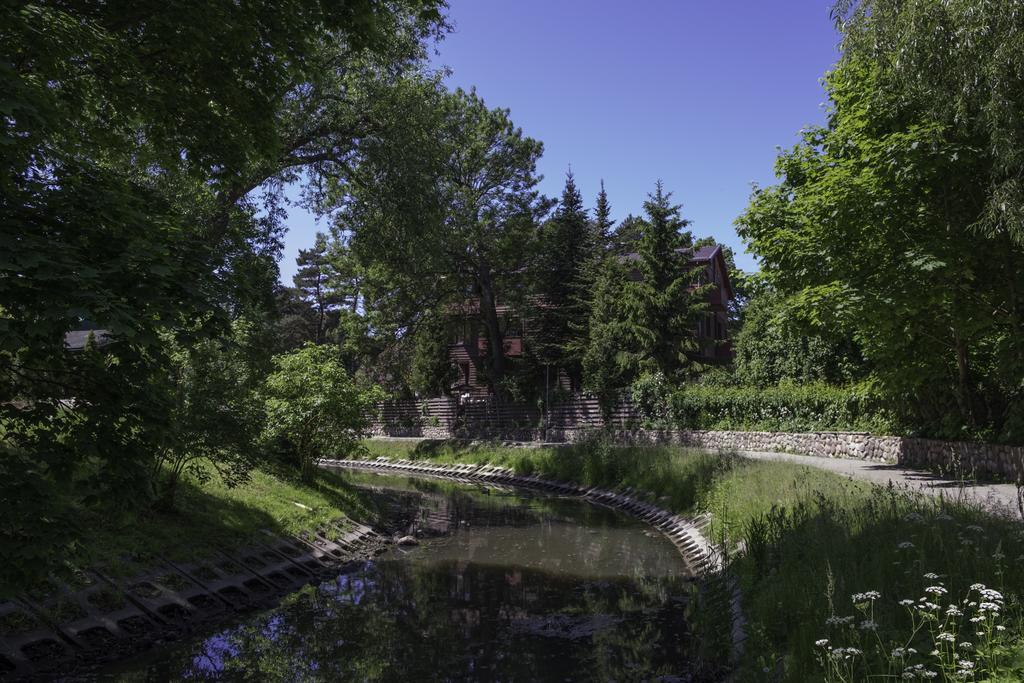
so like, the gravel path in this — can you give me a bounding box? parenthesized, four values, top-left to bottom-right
(739, 450, 1021, 516)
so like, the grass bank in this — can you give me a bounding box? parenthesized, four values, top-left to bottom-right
(361, 438, 1024, 682)
(4, 464, 373, 599)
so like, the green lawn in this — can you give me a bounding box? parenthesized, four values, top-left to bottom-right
(7, 464, 375, 597)
(360, 437, 1024, 682)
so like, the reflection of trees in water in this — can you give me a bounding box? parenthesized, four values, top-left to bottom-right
(133, 477, 704, 680)
(163, 560, 701, 681)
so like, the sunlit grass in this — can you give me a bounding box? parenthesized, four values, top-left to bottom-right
(64, 464, 371, 581)
(360, 437, 1024, 681)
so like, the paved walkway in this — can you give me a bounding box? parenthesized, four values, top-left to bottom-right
(739, 450, 1021, 516)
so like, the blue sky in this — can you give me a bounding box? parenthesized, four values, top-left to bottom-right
(279, 1, 841, 282)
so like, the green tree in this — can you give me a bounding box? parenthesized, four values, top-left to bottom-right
(262, 345, 384, 483)
(611, 214, 649, 253)
(337, 87, 552, 396)
(582, 182, 705, 407)
(738, 0, 1024, 440)
(622, 182, 703, 379)
(293, 233, 342, 344)
(581, 255, 631, 413)
(409, 314, 457, 397)
(152, 321, 267, 510)
(530, 170, 592, 386)
(0, 0, 446, 587)
(732, 288, 868, 387)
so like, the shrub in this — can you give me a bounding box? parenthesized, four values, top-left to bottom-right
(262, 345, 385, 482)
(667, 382, 898, 434)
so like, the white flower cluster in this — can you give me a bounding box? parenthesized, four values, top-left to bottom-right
(901, 663, 938, 679)
(852, 590, 881, 603)
(817, 574, 1012, 681)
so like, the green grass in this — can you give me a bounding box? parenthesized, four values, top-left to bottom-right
(360, 438, 871, 543)
(360, 437, 1024, 682)
(9, 463, 375, 596)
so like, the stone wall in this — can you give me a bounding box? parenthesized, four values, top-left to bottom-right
(606, 429, 902, 463)
(367, 397, 1024, 481)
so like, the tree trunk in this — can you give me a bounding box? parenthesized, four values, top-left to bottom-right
(953, 329, 975, 427)
(477, 260, 506, 396)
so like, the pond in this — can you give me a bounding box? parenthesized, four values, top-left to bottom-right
(104, 469, 701, 681)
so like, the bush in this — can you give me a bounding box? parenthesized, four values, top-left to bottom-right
(668, 382, 897, 434)
(262, 345, 385, 482)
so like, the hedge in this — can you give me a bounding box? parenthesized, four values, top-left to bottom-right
(666, 382, 897, 434)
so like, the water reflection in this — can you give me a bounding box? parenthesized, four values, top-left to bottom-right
(110, 471, 701, 682)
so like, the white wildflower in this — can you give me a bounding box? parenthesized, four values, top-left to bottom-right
(815, 639, 829, 647)
(852, 590, 882, 603)
(925, 585, 947, 596)
(936, 632, 956, 642)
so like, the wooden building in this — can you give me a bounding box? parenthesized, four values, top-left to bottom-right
(448, 243, 735, 395)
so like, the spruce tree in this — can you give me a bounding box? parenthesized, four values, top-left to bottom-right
(611, 214, 650, 253)
(567, 181, 615, 378)
(581, 254, 630, 414)
(581, 181, 704, 404)
(579, 180, 614, 290)
(627, 181, 701, 379)
(530, 170, 591, 386)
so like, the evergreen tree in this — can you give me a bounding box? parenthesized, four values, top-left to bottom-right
(293, 232, 341, 344)
(582, 181, 704, 404)
(529, 170, 591, 386)
(409, 314, 457, 396)
(581, 255, 630, 413)
(567, 181, 616, 379)
(611, 214, 650, 253)
(274, 285, 320, 351)
(628, 181, 701, 379)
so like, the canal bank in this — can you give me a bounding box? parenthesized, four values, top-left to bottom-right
(357, 438, 1024, 681)
(100, 467, 719, 681)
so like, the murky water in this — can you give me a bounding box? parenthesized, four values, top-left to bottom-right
(105, 470, 699, 681)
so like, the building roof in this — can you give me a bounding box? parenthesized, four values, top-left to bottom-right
(64, 329, 113, 351)
(691, 244, 719, 261)
(619, 244, 733, 299)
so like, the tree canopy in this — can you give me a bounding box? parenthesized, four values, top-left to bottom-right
(737, 0, 1024, 440)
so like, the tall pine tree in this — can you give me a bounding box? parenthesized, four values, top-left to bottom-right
(293, 232, 341, 344)
(582, 181, 704, 406)
(567, 181, 615, 380)
(529, 170, 591, 387)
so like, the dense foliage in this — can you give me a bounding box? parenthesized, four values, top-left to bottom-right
(1, 0, 446, 590)
(262, 345, 383, 482)
(737, 0, 1024, 442)
(668, 382, 895, 434)
(582, 183, 707, 410)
